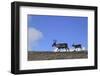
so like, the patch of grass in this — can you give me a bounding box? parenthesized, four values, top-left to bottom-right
(28, 51, 88, 61)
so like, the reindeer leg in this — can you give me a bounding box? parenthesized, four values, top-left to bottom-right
(57, 48, 58, 52)
(68, 48, 69, 52)
(74, 48, 76, 52)
(65, 48, 67, 52)
(80, 47, 82, 51)
(58, 48, 60, 52)
(57, 48, 59, 52)
(59, 48, 61, 52)
(76, 48, 77, 52)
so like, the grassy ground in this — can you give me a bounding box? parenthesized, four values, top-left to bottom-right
(28, 51, 88, 61)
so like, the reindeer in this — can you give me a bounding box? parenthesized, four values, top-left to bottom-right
(52, 40, 69, 52)
(72, 43, 82, 51)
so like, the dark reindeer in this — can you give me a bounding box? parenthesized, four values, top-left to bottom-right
(72, 43, 82, 51)
(52, 40, 69, 52)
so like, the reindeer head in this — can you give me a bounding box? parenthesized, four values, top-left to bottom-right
(52, 40, 57, 47)
(72, 43, 75, 47)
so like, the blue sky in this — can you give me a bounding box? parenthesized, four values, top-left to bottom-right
(28, 15, 88, 52)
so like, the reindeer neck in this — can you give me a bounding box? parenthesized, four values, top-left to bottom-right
(52, 41, 56, 46)
(54, 42, 56, 45)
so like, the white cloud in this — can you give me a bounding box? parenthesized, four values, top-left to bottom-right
(28, 27, 43, 51)
(53, 47, 87, 52)
(53, 48, 68, 52)
(53, 48, 59, 52)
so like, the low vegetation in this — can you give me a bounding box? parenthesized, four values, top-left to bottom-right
(28, 51, 88, 61)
